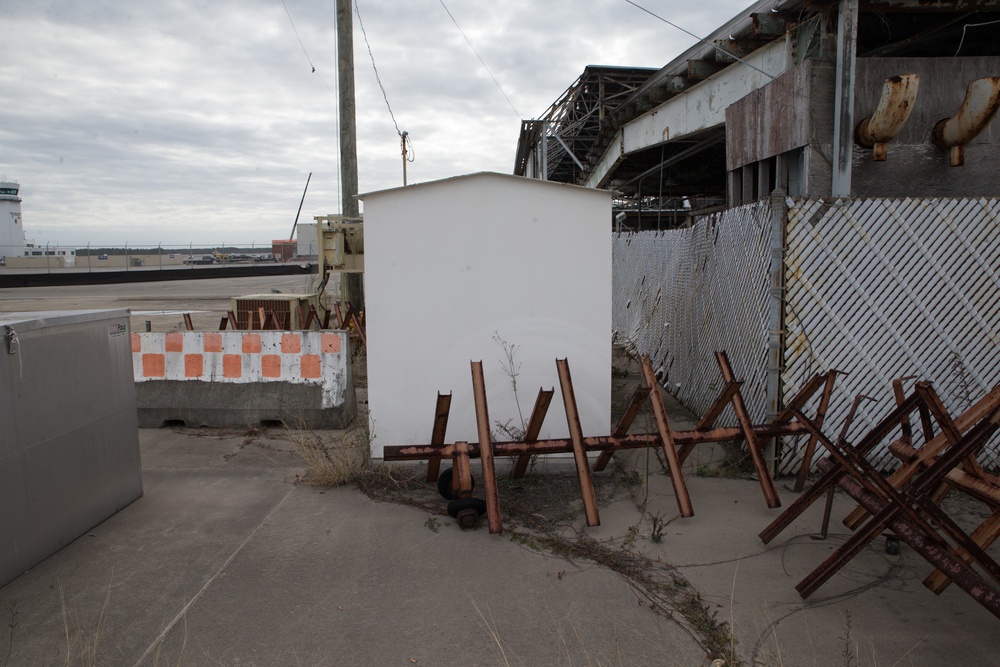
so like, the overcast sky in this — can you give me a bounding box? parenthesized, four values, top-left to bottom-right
(0, 0, 749, 248)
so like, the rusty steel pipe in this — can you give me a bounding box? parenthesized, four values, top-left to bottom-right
(383, 422, 814, 462)
(932, 77, 1000, 166)
(854, 74, 919, 161)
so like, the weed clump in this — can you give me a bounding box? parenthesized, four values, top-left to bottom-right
(293, 420, 374, 488)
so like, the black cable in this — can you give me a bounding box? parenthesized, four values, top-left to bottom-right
(437, 0, 521, 119)
(355, 0, 403, 137)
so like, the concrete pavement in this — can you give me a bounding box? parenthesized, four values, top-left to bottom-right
(2, 420, 998, 665)
(2, 276, 998, 665)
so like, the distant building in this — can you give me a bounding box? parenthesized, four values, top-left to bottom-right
(296, 222, 318, 258)
(0, 181, 25, 262)
(0, 181, 78, 268)
(271, 239, 298, 262)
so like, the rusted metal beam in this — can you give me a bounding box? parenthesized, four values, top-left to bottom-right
(716, 351, 780, 508)
(713, 38, 771, 63)
(594, 383, 651, 472)
(183, 313, 194, 331)
(918, 381, 989, 479)
(471, 361, 503, 534)
(349, 308, 367, 348)
(454, 441, 474, 497)
(775, 372, 827, 423)
(686, 59, 728, 80)
(759, 391, 925, 545)
(797, 407, 1000, 599)
(817, 392, 873, 537)
(843, 383, 1000, 530)
(557, 359, 601, 527)
(820, 458, 1000, 621)
(794, 372, 839, 492)
(892, 376, 918, 445)
(613, 383, 652, 437)
(695, 380, 743, 430)
(512, 388, 554, 478)
(925, 509, 1000, 595)
(304, 305, 320, 330)
(642, 356, 693, 517)
(751, 11, 786, 39)
(425, 393, 452, 483)
(384, 421, 815, 462)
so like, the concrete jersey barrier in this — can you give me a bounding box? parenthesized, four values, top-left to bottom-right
(132, 331, 355, 429)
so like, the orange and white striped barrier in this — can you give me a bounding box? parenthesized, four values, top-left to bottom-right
(132, 331, 351, 409)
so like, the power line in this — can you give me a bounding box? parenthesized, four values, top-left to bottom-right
(280, 0, 337, 94)
(955, 18, 1000, 56)
(279, 0, 341, 209)
(355, 0, 403, 137)
(437, 0, 521, 119)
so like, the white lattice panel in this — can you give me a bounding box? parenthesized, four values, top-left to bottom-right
(613, 200, 773, 425)
(782, 197, 1000, 473)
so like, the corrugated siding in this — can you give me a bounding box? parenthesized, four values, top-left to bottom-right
(612, 200, 773, 424)
(782, 197, 1000, 473)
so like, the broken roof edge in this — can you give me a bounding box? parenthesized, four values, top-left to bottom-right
(357, 171, 613, 201)
(620, 0, 803, 114)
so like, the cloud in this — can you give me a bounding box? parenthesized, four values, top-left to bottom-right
(0, 0, 749, 246)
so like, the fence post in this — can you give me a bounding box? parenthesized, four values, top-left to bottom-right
(766, 189, 788, 476)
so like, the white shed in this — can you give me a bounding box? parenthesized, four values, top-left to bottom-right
(359, 172, 612, 457)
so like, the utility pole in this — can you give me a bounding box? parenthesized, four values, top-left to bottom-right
(336, 0, 364, 310)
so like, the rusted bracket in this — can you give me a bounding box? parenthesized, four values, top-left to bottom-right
(512, 388, 555, 478)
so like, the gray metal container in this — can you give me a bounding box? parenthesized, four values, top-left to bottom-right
(1, 309, 142, 588)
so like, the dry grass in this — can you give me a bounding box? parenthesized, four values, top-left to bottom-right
(293, 421, 372, 487)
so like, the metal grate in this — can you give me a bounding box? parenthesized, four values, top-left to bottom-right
(233, 298, 292, 330)
(613, 199, 773, 425)
(782, 197, 1000, 473)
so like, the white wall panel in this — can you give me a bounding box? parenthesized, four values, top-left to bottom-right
(361, 173, 611, 456)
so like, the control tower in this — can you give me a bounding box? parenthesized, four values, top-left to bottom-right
(0, 181, 25, 262)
